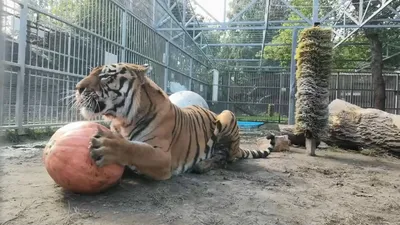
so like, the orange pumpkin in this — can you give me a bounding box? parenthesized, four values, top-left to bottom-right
(43, 121, 125, 194)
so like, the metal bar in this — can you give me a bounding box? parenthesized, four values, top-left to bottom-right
(335, 72, 339, 99)
(334, 0, 394, 48)
(0, 0, 4, 129)
(152, 0, 157, 26)
(157, 23, 400, 31)
(183, 17, 400, 27)
(259, 0, 271, 68)
(279, 0, 313, 25)
(223, 0, 227, 23)
(359, 0, 364, 23)
(185, 15, 195, 27)
(396, 74, 399, 114)
(229, 0, 257, 23)
(156, 14, 171, 27)
(278, 72, 283, 123)
(288, 28, 298, 125)
(182, 0, 186, 26)
(171, 32, 184, 41)
(189, 58, 193, 90)
(121, 10, 127, 62)
(164, 41, 169, 92)
(312, 0, 319, 24)
(203, 43, 290, 47)
(15, 0, 29, 133)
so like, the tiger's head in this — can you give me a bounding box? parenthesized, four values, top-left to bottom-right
(74, 63, 151, 120)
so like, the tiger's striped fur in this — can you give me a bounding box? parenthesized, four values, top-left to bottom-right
(74, 63, 272, 180)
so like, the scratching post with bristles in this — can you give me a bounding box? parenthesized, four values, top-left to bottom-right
(294, 26, 333, 156)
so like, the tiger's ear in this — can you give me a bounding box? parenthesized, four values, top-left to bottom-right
(142, 63, 153, 76)
(125, 64, 150, 85)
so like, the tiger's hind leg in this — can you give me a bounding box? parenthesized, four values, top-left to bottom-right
(191, 144, 229, 174)
(192, 110, 270, 174)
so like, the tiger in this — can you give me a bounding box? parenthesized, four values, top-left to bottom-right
(74, 63, 274, 180)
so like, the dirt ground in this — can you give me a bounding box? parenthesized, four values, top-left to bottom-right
(1, 135, 400, 225)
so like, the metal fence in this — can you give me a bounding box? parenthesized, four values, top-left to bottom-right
(209, 70, 400, 122)
(2, 0, 400, 133)
(1, 0, 212, 133)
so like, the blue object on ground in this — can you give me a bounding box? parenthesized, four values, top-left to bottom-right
(237, 121, 264, 129)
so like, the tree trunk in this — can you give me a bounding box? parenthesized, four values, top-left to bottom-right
(322, 99, 400, 153)
(365, 32, 386, 111)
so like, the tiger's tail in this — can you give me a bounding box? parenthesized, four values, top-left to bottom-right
(238, 147, 271, 159)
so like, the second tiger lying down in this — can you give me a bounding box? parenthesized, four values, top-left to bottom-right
(74, 63, 274, 180)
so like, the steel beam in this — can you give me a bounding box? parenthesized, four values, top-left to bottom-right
(157, 23, 400, 31)
(259, 0, 271, 68)
(333, 0, 394, 48)
(171, 32, 185, 41)
(16, 0, 29, 134)
(213, 59, 272, 62)
(312, 0, 319, 24)
(202, 43, 290, 47)
(0, 0, 4, 129)
(185, 15, 196, 27)
(164, 42, 170, 92)
(156, 14, 171, 28)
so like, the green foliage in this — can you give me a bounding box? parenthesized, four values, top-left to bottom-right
(263, 0, 400, 70)
(294, 27, 333, 139)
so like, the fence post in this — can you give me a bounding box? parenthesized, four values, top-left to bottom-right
(163, 42, 169, 92)
(335, 72, 339, 99)
(0, 0, 5, 130)
(350, 74, 353, 103)
(227, 71, 231, 110)
(278, 72, 283, 123)
(16, 0, 29, 134)
(396, 73, 399, 114)
(121, 10, 127, 62)
(188, 58, 193, 90)
(288, 28, 298, 125)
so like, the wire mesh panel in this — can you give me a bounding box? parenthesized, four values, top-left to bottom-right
(1, 0, 211, 133)
(213, 71, 400, 123)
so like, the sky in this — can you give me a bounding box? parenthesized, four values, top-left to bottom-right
(192, 0, 233, 22)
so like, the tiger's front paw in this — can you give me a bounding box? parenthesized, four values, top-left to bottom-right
(89, 129, 126, 167)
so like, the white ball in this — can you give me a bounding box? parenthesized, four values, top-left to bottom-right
(169, 91, 209, 109)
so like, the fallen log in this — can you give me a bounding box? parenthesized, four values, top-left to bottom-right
(278, 124, 321, 148)
(322, 99, 400, 153)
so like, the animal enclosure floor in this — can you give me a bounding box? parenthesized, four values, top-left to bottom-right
(1, 138, 400, 225)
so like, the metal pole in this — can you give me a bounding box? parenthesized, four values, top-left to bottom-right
(312, 0, 319, 25)
(396, 74, 399, 114)
(227, 71, 231, 110)
(164, 42, 169, 92)
(16, 0, 29, 134)
(288, 28, 298, 125)
(121, 10, 127, 62)
(189, 58, 193, 90)
(0, 0, 5, 130)
(152, 0, 157, 27)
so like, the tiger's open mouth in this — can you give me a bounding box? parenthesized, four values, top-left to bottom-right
(75, 92, 107, 118)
